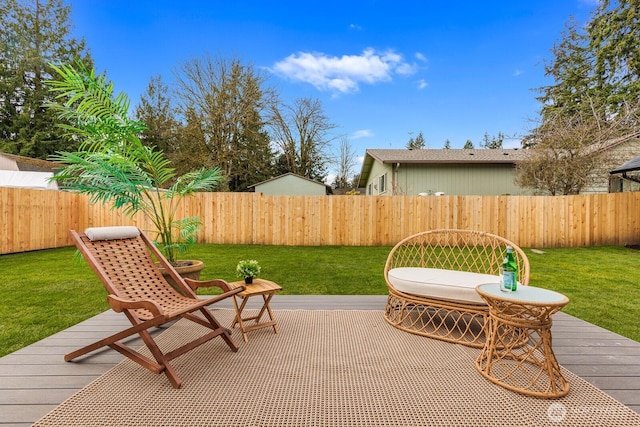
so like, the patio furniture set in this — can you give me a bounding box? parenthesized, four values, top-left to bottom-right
(383, 229, 570, 398)
(69, 226, 282, 389)
(67, 226, 569, 398)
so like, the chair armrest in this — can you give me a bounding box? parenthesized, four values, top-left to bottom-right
(107, 295, 164, 317)
(184, 278, 244, 293)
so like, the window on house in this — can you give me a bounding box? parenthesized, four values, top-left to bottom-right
(367, 183, 372, 195)
(379, 173, 387, 193)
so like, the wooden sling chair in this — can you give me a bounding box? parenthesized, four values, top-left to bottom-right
(66, 226, 245, 388)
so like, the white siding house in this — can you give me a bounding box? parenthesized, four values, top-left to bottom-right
(581, 132, 640, 193)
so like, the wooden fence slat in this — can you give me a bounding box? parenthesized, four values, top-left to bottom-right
(1, 188, 640, 254)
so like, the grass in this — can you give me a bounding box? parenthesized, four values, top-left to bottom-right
(0, 244, 638, 357)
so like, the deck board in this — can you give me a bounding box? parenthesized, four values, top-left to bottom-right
(1, 295, 638, 426)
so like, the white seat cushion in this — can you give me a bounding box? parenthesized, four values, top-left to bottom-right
(387, 267, 502, 305)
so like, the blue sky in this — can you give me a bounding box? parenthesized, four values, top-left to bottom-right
(68, 0, 598, 173)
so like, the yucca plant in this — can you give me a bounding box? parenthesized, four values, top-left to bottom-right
(46, 62, 223, 264)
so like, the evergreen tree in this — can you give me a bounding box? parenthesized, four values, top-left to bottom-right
(0, 0, 92, 158)
(589, 0, 640, 111)
(443, 139, 451, 149)
(135, 75, 179, 154)
(168, 107, 214, 184)
(407, 131, 426, 149)
(535, 1, 640, 130)
(535, 17, 596, 129)
(521, 0, 640, 194)
(481, 132, 504, 149)
(463, 140, 474, 149)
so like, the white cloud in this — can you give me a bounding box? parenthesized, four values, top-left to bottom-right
(349, 23, 363, 31)
(513, 69, 524, 77)
(417, 79, 428, 89)
(415, 52, 427, 62)
(351, 129, 374, 139)
(272, 48, 418, 94)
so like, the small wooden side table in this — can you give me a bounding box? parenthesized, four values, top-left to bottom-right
(228, 278, 282, 342)
(475, 283, 570, 398)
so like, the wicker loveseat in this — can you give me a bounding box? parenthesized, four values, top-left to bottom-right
(383, 229, 530, 348)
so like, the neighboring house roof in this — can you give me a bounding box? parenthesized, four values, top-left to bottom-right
(248, 172, 332, 191)
(365, 148, 527, 164)
(359, 148, 526, 187)
(610, 154, 640, 174)
(0, 152, 59, 172)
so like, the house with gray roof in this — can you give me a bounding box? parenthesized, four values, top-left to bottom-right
(358, 149, 529, 196)
(249, 172, 332, 195)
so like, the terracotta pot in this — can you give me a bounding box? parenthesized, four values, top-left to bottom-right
(158, 260, 205, 289)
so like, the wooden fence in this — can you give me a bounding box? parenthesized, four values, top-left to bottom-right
(1, 187, 639, 255)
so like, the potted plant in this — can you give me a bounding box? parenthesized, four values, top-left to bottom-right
(236, 260, 261, 284)
(46, 62, 223, 281)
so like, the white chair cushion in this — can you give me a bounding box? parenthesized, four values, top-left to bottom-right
(387, 267, 502, 305)
(85, 226, 141, 241)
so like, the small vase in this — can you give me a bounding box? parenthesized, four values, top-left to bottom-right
(244, 277, 253, 284)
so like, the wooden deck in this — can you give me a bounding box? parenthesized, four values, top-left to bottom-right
(1, 295, 639, 426)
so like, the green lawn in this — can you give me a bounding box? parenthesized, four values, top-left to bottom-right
(0, 244, 638, 357)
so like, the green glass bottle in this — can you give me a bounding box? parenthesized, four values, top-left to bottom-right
(501, 246, 518, 292)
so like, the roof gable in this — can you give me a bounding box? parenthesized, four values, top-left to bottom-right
(0, 152, 58, 172)
(249, 172, 329, 189)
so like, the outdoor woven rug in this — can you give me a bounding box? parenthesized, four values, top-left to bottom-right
(34, 310, 640, 427)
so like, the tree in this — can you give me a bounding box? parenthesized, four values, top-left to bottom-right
(481, 132, 504, 149)
(136, 75, 218, 185)
(588, 0, 640, 112)
(463, 140, 474, 149)
(407, 131, 426, 149)
(267, 97, 335, 182)
(173, 55, 275, 191)
(167, 106, 211, 178)
(443, 139, 451, 149)
(522, 1, 640, 193)
(333, 136, 358, 189)
(0, 0, 92, 158)
(534, 17, 595, 128)
(135, 74, 179, 154)
(516, 100, 638, 195)
(533, 1, 640, 137)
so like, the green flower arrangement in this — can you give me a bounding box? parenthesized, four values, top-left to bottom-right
(236, 260, 261, 283)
